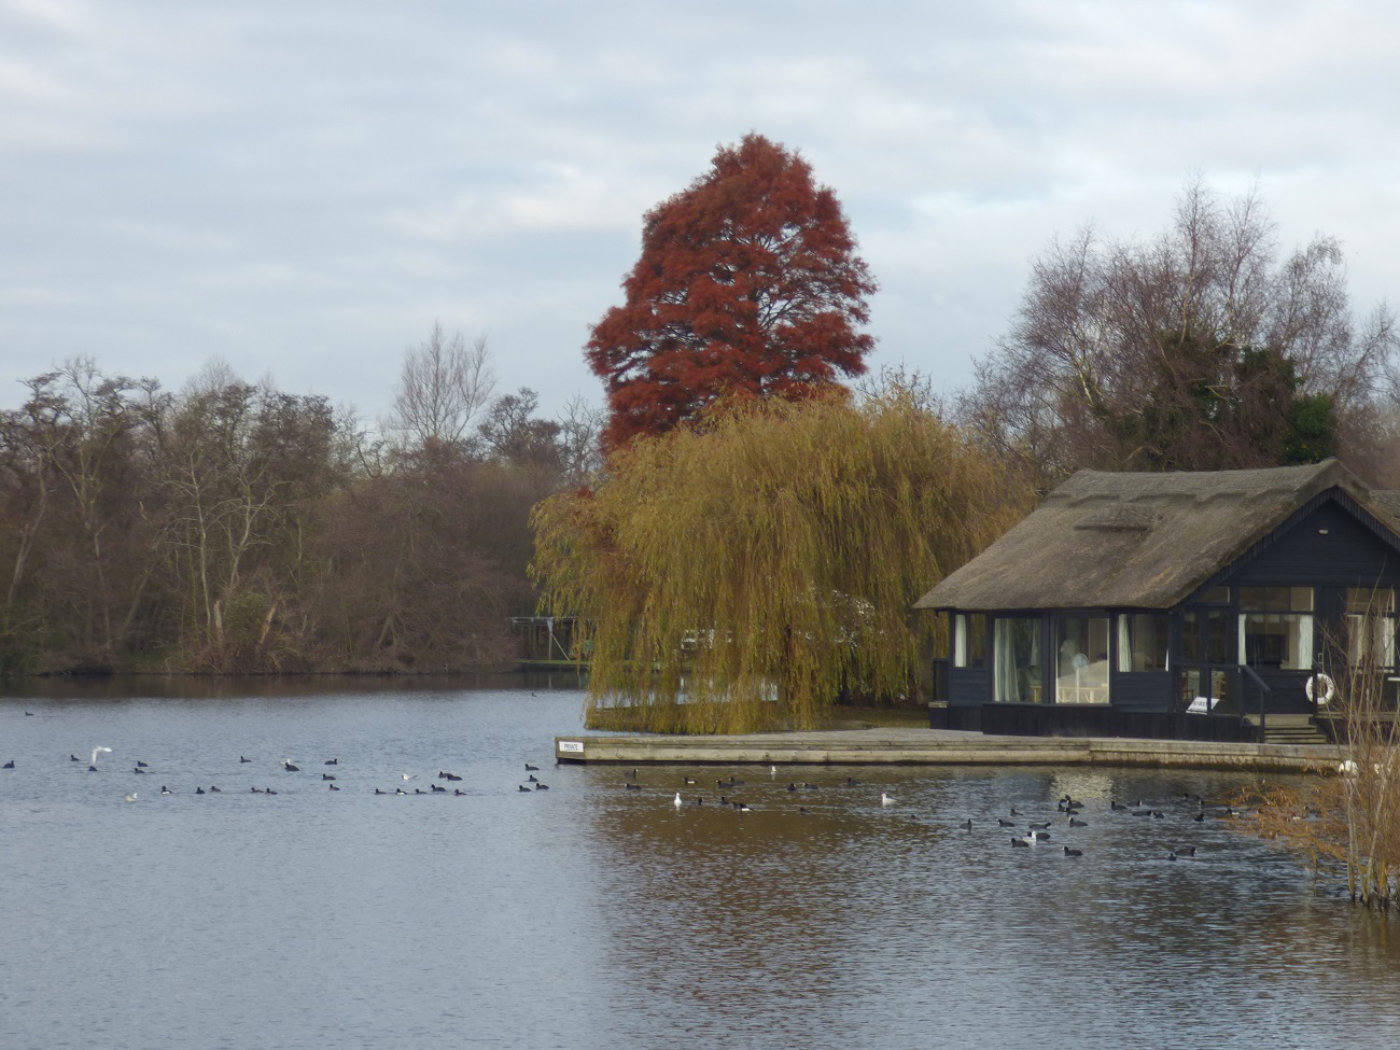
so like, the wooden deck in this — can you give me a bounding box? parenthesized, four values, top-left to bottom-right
(554, 727, 1344, 774)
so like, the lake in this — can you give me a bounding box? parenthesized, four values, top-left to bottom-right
(1, 677, 1396, 1049)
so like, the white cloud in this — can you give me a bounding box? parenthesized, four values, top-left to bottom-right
(2, 0, 88, 35)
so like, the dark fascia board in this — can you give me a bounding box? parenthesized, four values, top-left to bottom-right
(936, 607, 1178, 618)
(1183, 485, 1400, 602)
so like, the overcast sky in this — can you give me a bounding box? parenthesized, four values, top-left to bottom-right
(3, 0, 1398, 426)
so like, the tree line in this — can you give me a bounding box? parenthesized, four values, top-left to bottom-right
(0, 328, 601, 674)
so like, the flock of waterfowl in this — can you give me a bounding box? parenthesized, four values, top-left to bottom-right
(0, 742, 552, 802)
(2, 720, 1243, 862)
(635, 762, 1239, 862)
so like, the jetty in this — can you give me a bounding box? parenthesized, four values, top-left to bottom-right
(554, 727, 1343, 774)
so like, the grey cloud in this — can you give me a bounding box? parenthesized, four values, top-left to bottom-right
(2, 0, 1398, 420)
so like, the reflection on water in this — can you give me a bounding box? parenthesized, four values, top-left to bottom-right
(0, 679, 1396, 1050)
(587, 765, 1400, 1049)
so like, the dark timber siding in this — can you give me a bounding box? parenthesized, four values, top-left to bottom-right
(1227, 500, 1400, 588)
(949, 668, 988, 706)
(1249, 668, 1315, 715)
(1110, 671, 1172, 712)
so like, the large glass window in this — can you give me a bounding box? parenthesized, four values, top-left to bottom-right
(1056, 616, 1110, 703)
(1345, 588, 1397, 670)
(953, 614, 986, 668)
(993, 617, 1041, 703)
(1239, 587, 1314, 670)
(1118, 614, 1169, 672)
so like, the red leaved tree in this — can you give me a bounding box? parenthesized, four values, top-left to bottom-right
(587, 134, 876, 450)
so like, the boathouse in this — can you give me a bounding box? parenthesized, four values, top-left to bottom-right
(915, 460, 1400, 742)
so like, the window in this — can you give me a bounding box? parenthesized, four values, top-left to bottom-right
(1183, 610, 1231, 664)
(1239, 587, 1314, 670)
(1056, 616, 1109, 703)
(1239, 587, 1313, 613)
(1118, 614, 1169, 672)
(1345, 588, 1397, 670)
(993, 617, 1041, 703)
(1196, 586, 1231, 605)
(1180, 668, 1233, 713)
(953, 614, 986, 668)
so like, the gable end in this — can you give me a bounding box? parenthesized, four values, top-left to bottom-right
(1201, 487, 1400, 594)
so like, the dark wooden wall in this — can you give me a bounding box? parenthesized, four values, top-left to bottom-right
(949, 667, 988, 706)
(1227, 500, 1400, 589)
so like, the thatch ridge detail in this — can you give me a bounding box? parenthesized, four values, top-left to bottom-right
(916, 459, 1398, 612)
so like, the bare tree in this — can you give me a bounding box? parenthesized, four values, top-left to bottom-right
(388, 323, 494, 453)
(961, 180, 1398, 486)
(555, 395, 605, 485)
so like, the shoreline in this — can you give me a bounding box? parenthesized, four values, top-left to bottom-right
(1, 666, 574, 681)
(554, 727, 1344, 774)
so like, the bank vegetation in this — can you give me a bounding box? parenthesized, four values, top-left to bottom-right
(1255, 627, 1400, 908)
(0, 329, 601, 675)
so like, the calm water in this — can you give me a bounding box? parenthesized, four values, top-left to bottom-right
(1, 677, 1397, 1050)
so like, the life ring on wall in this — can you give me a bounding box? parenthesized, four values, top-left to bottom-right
(1305, 672, 1336, 707)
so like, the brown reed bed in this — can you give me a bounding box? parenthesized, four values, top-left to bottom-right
(1255, 634, 1400, 909)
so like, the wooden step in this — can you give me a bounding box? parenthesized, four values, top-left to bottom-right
(1244, 713, 1330, 744)
(1261, 727, 1331, 745)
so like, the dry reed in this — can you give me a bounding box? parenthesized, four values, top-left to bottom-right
(1256, 611, 1400, 908)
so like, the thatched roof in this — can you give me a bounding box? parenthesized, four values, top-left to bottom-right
(1373, 490, 1400, 532)
(915, 460, 1399, 612)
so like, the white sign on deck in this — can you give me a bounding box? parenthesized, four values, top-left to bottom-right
(558, 740, 584, 754)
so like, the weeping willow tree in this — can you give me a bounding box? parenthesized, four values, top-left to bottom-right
(530, 387, 1032, 733)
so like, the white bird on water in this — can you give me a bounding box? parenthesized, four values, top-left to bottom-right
(90, 746, 112, 768)
(673, 792, 683, 808)
(124, 792, 138, 803)
(880, 792, 896, 807)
